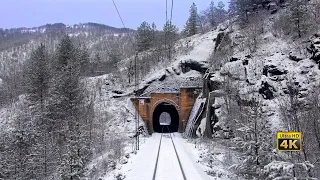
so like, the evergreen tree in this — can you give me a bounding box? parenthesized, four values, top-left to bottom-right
(78, 44, 90, 76)
(137, 21, 153, 51)
(216, 1, 227, 23)
(288, 0, 310, 38)
(26, 43, 49, 105)
(151, 22, 158, 47)
(232, 99, 276, 178)
(48, 36, 90, 179)
(207, 1, 216, 28)
(184, 3, 198, 37)
(228, 0, 253, 22)
(25, 44, 51, 179)
(163, 20, 179, 60)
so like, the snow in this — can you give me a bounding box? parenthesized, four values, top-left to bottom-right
(175, 31, 218, 63)
(3, 13, 320, 179)
(196, 118, 207, 137)
(80, 24, 320, 179)
(172, 133, 211, 180)
(155, 134, 184, 180)
(209, 26, 320, 131)
(106, 133, 212, 180)
(104, 134, 161, 180)
(263, 161, 294, 179)
(140, 74, 202, 97)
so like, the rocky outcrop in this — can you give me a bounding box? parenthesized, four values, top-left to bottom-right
(112, 90, 124, 94)
(289, 52, 303, 62)
(242, 59, 249, 65)
(158, 74, 166, 81)
(220, 61, 246, 81)
(307, 34, 320, 67)
(180, 60, 208, 74)
(230, 57, 239, 62)
(259, 81, 276, 99)
(214, 31, 225, 51)
(263, 65, 287, 76)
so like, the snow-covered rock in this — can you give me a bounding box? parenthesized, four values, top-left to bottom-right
(220, 61, 247, 81)
(308, 34, 320, 64)
(289, 51, 304, 62)
(196, 118, 207, 137)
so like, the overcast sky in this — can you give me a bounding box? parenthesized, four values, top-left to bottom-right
(0, 0, 229, 30)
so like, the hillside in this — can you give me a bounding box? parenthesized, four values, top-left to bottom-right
(0, 22, 135, 77)
(1, 0, 320, 179)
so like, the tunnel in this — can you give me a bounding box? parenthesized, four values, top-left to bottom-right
(153, 102, 179, 133)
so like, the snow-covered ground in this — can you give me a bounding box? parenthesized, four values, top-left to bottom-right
(103, 133, 215, 180)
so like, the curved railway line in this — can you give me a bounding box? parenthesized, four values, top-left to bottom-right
(152, 126, 187, 180)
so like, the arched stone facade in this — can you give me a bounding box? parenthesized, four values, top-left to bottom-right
(131, 87, 201, 134)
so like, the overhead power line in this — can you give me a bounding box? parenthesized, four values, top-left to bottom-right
(111, 0, 139, 151)
(111, 0, 135, 45)
(170, 0, 174, 23)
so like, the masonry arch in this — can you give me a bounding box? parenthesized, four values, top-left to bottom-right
(152, 102, 180, 133)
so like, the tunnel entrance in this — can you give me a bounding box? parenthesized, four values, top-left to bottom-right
(153, 102, 179, 133)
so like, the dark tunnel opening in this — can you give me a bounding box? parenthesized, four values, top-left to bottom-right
(153, 102, 179, 133)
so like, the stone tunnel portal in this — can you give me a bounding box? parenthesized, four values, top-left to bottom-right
(152, 102, 179, 133)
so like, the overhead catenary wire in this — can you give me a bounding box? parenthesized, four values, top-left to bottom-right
(111, 0, 135, 45)
(111, 0, 177, 152)
(166, 0, 174, 61)
(111, 0, 139, 151)
(164, 0, 168, 62)
(170, 0, 174, 23)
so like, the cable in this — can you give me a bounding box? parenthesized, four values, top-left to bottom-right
(111, 0, 135, 45)
(170, 0, 173, 23)
(111, 0, 139, 151)
(164, 0, 168, 62)
(166, 0, 174, 61)
(166, 0, 168, 22)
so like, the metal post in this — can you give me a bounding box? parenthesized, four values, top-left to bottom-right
(134, 53, 139, 151)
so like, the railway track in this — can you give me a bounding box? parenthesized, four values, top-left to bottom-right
(152, 126, 187, 180)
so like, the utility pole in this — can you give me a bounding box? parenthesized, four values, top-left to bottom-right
(134, 53, 140, 151)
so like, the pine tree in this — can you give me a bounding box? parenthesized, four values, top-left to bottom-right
(207, 1, 216, 28)
(48, 36, 90, 179)
(25, 44, 51, 179)
(137, 21, 153, 51)
(10, 105, 38, 179)
(184, 3, 198, 37)
(26, 43, 49, 105)
(78, 44, 90, 76)
(151, 22, 158, 47)
(288, 0, 310, 38)
(163, 21, 179, 60)
(232, 99, 276, 178)
(228, 0, 252, 22)
(216, 1, 227, 23)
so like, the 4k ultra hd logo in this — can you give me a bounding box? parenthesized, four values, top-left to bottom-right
(276, 132, 302, 152)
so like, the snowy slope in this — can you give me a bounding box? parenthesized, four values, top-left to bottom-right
(211, 29, 320, 132)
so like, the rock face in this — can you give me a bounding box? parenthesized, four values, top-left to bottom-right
(263, 65, 287, 76)
(267, 2, 278, 14)
(308, 35, 320, 67)
(220, 61, 247, 80)
(289, 52, 303, 62)
(214, 31, 225, 50)
(180, 60, 208, 74)
(259, 81, 276, 99)
(230, 57, 239, 62)
(242, 59, 249, 65)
